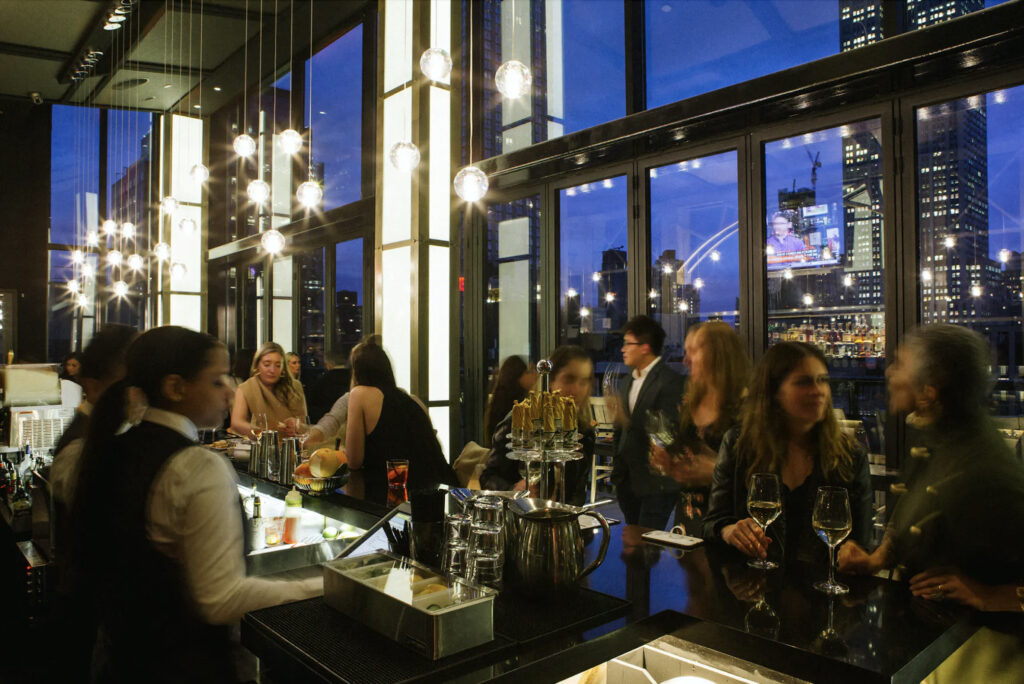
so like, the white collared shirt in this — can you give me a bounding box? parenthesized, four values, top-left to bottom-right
(143, 407, 323, 625)
(628, 356, 661, 413)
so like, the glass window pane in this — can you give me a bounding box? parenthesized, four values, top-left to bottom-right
(917, 84, 1024, 417)
(647, 1, 865, 110)
(306, 24, 363, 210)
(334, 239, 364, 359)
(560, 176, 628, 380)
(297, 248, 326, 373)
(51, 105, 99, 246)
(481, 0, 625, 157)
(764, 119, 886, 433)
(649, 151, 740, 372)
(48, 250, 97, 361)
(484, 195, 541, 390)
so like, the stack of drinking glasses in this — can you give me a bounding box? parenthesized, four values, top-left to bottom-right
(444, 495, 504, 588)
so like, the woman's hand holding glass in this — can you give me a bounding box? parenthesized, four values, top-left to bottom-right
(744, 473, 782, 570)
(722, 518, 771, 560)
(649, 443, 717, 486)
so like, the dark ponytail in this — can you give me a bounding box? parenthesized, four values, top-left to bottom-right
(69, 326, 222, 591)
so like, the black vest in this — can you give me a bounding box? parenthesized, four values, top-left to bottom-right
(89, 421, 239, 684)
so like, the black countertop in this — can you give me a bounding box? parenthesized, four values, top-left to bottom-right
(239, 476, 1003, 683)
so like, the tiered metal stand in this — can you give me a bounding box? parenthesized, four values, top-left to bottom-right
(504, 359, 584, 503)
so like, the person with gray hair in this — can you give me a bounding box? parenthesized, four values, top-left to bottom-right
(840, 324, 1024, 613)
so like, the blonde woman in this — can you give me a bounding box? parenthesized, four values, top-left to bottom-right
(231, 342, 307, 439)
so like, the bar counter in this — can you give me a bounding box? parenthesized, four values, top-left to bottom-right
(238, 476, 1015, 683)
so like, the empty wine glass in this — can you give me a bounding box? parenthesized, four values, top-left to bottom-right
(251, 413, 268, 442)
(746, 473, 782, 570)
(293, 415, 312, 454)
(644, 409, 675, 448)
(812, 486, 852, 595)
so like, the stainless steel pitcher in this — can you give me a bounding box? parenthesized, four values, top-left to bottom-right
(257, 430, 278, 480)
(506, 498, 610, 593)
(278, 437, 300, 485)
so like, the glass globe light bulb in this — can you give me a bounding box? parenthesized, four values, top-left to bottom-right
(999, 248, 1011, 264)
(296, 180, 323, 208)
(261, 229, 286, 255)
(693, 277, 705, 289)
(580, 307, 591, 318)
(843, 274, 854, 287)
(605, 292, 616, 303)
(420, 47, 453, 81)
(102, 219, 118, 235)
(170, 262, 187, 280)
(127, 254, 144, 271)
(802, 293, 814, 306)
(178, 217, 198, 234)
(113, 280, 129, 298)
(121, 222, 135, 240)
(943, 236, 955, 248)
(921, 268, 932, 282)
(66, 280, 80, 294)
(678, 302, 689, 312)
(971, 284, 982, 298)
(81, 263, 96, 279)
(592, 272, 602, 282)
(453, 166, 488, 202)
(77, 294, 90, 309)
(710, 250, 721, 262)
(278, 129, 303, 155)
(71, 250, 84, 265)
(247, 179, 271, 205)
(154, 242, 171, 262)
(86, 231, 100, 247)
(389, 141, 421, 172)
(233, 133, 256, 157)
(783, 268, 794, 280)
(191, 163, 210, 184)
(495, 59, 532, 99)
(107, 250, 123, 267)
(161, 196, 179, 214)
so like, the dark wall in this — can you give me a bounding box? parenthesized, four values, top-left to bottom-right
(0, 99, 50, 361)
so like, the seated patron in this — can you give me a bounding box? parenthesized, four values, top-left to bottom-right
(704, 342, 873, 565)
(480, 345, 595, 505)
(840, 324, 1024, 612)
(231, 342, 307, 439)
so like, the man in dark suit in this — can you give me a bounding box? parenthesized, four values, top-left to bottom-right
(612, 315, 686, 529)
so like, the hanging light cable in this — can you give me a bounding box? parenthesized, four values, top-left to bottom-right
(191, 0, 209, 184)
(454, 1, 488, 202)
(296, 0, 322, 208)
(233, 0, 256, 156)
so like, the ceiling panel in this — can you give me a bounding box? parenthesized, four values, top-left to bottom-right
(0, 54, 70, 100)
(0, 0, 102, 53)
(129, 10, 257, 71)
(88, 68, 200, 111)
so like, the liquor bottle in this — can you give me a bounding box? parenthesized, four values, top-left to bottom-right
(249, 495, 266, 551)
(0, 457, 9, 502)
(10, 471, 31, 512)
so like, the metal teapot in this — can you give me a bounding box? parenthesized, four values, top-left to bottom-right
(506, 498, 610, 593)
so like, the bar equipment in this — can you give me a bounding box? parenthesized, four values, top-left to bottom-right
(505, 497, 610, 594)
(278, 437, 300, 486)
(504, 359, 585, 503)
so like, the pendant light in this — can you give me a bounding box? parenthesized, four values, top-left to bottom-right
(296, 180, 323, 208)
(127, 254, 145, 271)
(121, 222, 135, 240)
(113, 280, 129, 298)
(161, 196, 179, 214)
(454, 166, 488, 202)
(495, 59, 532, 99)
(191, 163, 210, 183)
(420, 47, 452, 82)
(170, 262, 188, 280)
(260, 228, 286, 254)
(233, 0, 254, 157)
(278, 128, 303, 155)
(153, 242, 171, 262)
(389, 140, 420, 173)
(247, 179, 271, 205)
(178, 217, 198, 234)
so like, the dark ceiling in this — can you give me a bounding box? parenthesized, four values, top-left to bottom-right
(0, 0, 367, 114)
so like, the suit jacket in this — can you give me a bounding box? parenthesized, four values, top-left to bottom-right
(611, 359, 686, 498)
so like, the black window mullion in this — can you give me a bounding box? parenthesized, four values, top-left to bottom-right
(624, 0, 646, 116)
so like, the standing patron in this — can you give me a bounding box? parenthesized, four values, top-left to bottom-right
(612, 315, 686, 529)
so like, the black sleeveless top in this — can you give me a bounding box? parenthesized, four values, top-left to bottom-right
(362, 387, 458, 495)
(85, 421, 240, 684)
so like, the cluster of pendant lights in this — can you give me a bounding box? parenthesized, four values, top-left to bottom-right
(385, 47, 532, 203)
(86, 20, 530, 307)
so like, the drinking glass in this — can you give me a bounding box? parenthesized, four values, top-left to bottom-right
(444, 512, 472, 544)
(644, 410, 675, 448)
(264, 516, 284, 546)
(467, 550, 503, 588)
(746, 473, 782, 570)
(387, 459, 410, 488)
(293, 415, 312, 453)
(468, 495, 504, 528)
(442, 541, 469, 578)
(251, 413, 268, 442)
(812, 486, 852, 595)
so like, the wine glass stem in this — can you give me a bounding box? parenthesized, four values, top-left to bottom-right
(828, 544, 836, 586)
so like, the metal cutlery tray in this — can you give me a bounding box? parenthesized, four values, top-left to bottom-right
(323, 550, 497, 660)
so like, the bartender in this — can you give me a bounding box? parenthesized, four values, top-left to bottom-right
(71, 326, 322, 683)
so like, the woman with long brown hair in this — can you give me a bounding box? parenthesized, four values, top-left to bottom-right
(703, 342, 872, 565)
(650, 322, 751, 533)
(231, 342, 307, 439)
(482, 355, 537, 446)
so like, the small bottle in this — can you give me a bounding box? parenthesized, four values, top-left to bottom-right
(284, 487, 302, 544)
(249, 496, 266, 551)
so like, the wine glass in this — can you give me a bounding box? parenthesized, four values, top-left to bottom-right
(644, 410, 675, 448)
(746, 473, 782, 570)
(812, 486, 852, 595)
(293, 415, 312, 454)
(251, 413, 268, 442)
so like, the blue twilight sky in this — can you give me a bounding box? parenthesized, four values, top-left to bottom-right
(335, 238, 363, 301)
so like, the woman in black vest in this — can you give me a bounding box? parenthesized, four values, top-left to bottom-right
(71, 326, 321, 683)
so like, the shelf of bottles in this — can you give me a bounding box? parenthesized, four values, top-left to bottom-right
(768, 314, 885, 360)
